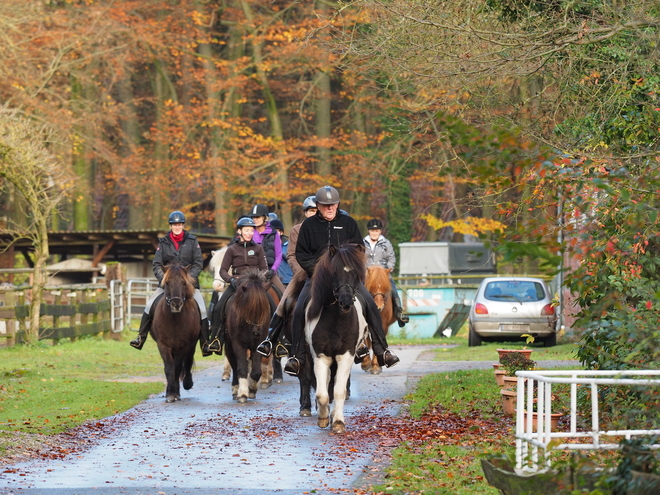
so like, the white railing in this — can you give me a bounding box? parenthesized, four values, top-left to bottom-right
(108, 279, 124, 333)
(126, 278, 159, 330)
(514, 370, 660, 472)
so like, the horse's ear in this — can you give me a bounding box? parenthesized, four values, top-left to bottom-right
(211, 250, 217, 257)
(328, 245, 338, 257)
(355, 243, 365, 253)
(182, 264, 191, 272)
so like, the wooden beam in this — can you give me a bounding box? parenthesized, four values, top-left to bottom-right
(92, 240, 115, 266)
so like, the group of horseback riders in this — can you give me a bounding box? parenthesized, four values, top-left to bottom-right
(130, 185, 408, 375)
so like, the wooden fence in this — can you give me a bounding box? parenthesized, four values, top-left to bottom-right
(0, 284, 112, 346)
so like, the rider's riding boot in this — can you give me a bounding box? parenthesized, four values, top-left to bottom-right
(257, 313, 285, 357)
(207, 322, 224, 354)
(199, 318, 212, 357)
(354, 344, 369, 364)
(130, 312, 152, 350)
(393, 292, 409, 327)
(274, 335, 291, 358)
(377, 349, 400, 368)
(284, 356, 302, 376)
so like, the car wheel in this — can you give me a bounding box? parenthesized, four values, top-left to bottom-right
(544, 332, 557, 347)
(468, 325, 482, 347)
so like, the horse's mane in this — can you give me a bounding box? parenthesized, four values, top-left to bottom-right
(162, 264, 195, 299)
(309, 243, 366, 317)
(229, 269, 270, 328)
(366, 265, 391, 292)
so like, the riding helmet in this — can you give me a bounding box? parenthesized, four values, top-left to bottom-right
(302, 196, 317, 211)
(268, 212, 279, 222)
(270, 219, 284, 231)
(367, 218, 383, 230)
(314, 186, 340, 205)
(237, 217, 256, 228)
(250, 204, 269, 217)
(168, 210, 186, 224)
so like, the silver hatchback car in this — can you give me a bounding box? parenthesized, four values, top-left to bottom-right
(468, 277, 557, 347)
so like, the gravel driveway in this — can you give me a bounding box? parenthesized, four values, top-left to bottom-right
(0, 345, 577, 495)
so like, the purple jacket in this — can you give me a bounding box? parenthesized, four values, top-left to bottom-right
(252, 223, 282, 271)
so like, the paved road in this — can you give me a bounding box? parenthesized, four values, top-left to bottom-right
(0, 346, 576, 495)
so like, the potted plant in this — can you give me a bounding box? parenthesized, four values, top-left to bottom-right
(499, 352, 537, 416)
(496, 334, 536, 361)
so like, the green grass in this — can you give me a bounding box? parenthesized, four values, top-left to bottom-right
(0, 334, 215, 436)
(373, 369, 513, 494)
(429, 337, 579, 362)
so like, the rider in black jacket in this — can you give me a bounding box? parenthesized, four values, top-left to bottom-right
(130, 211, 209, 353)
(283, 186, 400, 376)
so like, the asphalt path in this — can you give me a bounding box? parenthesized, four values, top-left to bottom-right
(0, 346, 577, 495)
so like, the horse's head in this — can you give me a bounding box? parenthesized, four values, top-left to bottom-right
(162, 264, 194, 313)
(327, 244, 365, 313)
(366, 266, 390, 312)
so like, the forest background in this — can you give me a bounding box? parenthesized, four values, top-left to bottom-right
(0, 0, 659, 368)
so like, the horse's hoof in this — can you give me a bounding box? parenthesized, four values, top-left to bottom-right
(183, 375, 193, 390)
(237, 396, 248, 403)
(318, 418, 330, 428)
(248, 392, 256, 399)
(274, 378, 283, 384)
(259, 381, 272, 390)
(361, 357, 371, 371)
(300, 408, 312, 417)
(165, 396, 177, 403)
(370, 366, 382, 375)
(232, 394, 238, 400)
(222, 374, 230, 381)
(331, 421, 346, 434)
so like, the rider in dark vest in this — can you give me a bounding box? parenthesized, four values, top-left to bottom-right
(130, 210, 209, 354)
(275, 186, 400, 376)
(250, 203, 285, 295)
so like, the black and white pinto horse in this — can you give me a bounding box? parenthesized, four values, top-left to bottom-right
(305, 243, 368, 434)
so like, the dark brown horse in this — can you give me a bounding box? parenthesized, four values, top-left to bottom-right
(151, 264, 200, 403)
(364, 266, 396, 374)
(225, 269, 272, 403)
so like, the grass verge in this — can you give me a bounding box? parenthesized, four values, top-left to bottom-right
(0, 334, 218, 460)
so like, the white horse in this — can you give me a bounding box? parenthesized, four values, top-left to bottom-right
(209, 247, 229, 292)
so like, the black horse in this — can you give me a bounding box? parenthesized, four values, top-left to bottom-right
(224, 269, 272, 403)
(151, 264, 200, 403)
(304, 243, 368, 433)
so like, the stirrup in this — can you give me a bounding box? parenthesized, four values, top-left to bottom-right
(274, 342, 290, 359)
(284, 357, 302, 376)
(208, 338, 222, 352)
(354, 344, 369, 364)
(256, 339, 273, 357)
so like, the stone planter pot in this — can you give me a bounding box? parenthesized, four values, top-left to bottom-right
(500, 388, 517, 416)
(523, 411, 562, 429)
(495, 369, 507, 387)
(497, 348, 534, 360)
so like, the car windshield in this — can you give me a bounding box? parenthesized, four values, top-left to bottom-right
(483, 281, 545, 302)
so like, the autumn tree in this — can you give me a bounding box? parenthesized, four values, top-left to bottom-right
(0, 110, 71, 343)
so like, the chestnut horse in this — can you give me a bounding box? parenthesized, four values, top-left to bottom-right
(151, 264, 200, 403)
(364, 266, 396, 375)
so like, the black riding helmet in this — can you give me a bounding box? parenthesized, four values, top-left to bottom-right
(250, 204, 269, 218)
(367, 218, 383, 230)
(169, 210, 186, 223)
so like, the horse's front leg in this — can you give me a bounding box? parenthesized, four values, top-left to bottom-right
(314, 354, 332, 428)
(248, 350, 263, 399)
(159, 348, 179, 403)
(234, 345, 251, 403)
(329, 352, 353, 433)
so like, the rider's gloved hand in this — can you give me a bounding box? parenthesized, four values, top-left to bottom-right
(265, 269, 275, 280)
(230, 278, 238, 289)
